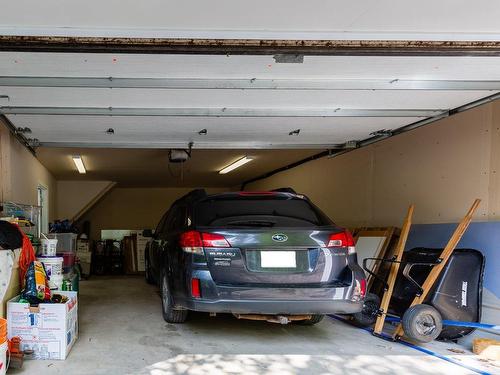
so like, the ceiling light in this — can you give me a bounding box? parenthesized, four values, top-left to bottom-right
(219, 156, 254, 175)
(72, 155, 86, 174)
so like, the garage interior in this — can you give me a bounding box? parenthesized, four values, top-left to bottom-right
(1, 3, 500, 374)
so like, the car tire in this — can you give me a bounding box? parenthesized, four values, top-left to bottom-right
(352, 293, 380, 327)
(296, 314, 324, 325)
(161, 270, 188, 323)
(402, 304, 442, 343)
(145, 254, 155, 285)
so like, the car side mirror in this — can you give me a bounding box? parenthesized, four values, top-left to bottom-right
(142, 229, 153, 237)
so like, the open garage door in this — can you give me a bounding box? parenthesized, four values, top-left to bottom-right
(1, 52, 500, 154)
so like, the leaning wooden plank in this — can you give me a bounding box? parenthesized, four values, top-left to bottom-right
(393, 199, 481, 339)
(373, 205, 414, 335)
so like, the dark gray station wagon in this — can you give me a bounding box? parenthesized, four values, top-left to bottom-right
(144, 189, 366, 325)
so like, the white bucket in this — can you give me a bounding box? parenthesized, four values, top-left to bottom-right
(37, 257, 63, 277)
(0, 341, 7, 375)
(49, 274, 63, 290)
(41, 235, 58, 257)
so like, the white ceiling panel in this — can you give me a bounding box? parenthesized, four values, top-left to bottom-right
(1, 0, 500, 40)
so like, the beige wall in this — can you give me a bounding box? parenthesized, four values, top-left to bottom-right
(56, 180, 115, 220)
(0, 121, 57, 220)
(78, 187, 228, 241)
(247, 102, 500, 227)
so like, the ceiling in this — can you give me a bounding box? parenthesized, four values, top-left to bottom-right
(37, 148, 319, 187)
(2, 0, 500, 41)
(1, 3, 500, 188)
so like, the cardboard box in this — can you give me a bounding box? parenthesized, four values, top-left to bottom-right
(76, 240, 89, 253)
(76, 240, 92, 276)
(132, 230, 149, 272)
(7, 291, 78, 360)
(123, 236, 137, 274)
(77, 252, 92, 264)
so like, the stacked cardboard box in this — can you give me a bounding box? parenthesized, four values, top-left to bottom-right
(133, 230, 148, 272)
(76, 240, 92, 276)
(7, 291, 78, 360)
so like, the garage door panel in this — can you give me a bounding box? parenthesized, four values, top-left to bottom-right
(0, 87, 496, 109)
(3, 53, 500, 81)
(9, 115, 422, 147)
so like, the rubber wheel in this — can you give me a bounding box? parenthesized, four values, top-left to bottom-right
(352, 293, 380, 327)
(145, 254, 155, 285)
(161, 270, 188, 323)
(402, 304, 442, 343)
(296, 315, 324, 325)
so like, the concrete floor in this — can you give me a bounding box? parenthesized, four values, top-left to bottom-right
(17, 276, 498, 375)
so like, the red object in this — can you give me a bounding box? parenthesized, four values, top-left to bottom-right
(238, 191, 275, 196)
(327, 231, 355, 248)
(201, 233, 230, 248)
(360, 278, 367, 298)
(179, 231, 202, 248)
(180, 231, 230, 249)
(61, 252, 76, 268)
(14, 224, 36, 286)
(191, 278, 201, 298)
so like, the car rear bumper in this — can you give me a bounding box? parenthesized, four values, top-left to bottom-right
(182, 297, 362, 315)
(174, 270, 364, 314)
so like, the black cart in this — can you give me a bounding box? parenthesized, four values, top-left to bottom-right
(361, 248, 485, 342)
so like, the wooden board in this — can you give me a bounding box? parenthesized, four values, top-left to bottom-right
(393, 199, 481, 339)
(373, 205, 414, 335)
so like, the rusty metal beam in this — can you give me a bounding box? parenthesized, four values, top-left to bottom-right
(1, 36, 500, 56)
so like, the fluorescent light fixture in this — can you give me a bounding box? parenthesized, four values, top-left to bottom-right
(72, 155, 86, 174)
(219, 156, 254, 174)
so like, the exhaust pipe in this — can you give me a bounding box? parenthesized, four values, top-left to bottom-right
(233, 314, 312, 324)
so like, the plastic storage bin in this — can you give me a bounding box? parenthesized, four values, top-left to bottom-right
(54, 233, 77, 253)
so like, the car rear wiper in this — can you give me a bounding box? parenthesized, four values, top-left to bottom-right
(226, 220, 277, 227)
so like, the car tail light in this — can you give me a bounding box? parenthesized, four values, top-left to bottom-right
(191, 278, 201, 298)
(201, 232, 230, 248)
(180, 231, 230, 254)
(360, 278, 367, 297)
(327, 230, 356, 254)
(352, 278, 367, 302)
(180, 231, 203, 254)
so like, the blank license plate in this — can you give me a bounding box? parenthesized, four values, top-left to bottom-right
(260, 251, 296, 268)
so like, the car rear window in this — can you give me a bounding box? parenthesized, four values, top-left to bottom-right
(194, 196, 332, 227)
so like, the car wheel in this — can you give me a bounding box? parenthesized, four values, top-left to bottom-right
(352, 292, 380, 327)
(145, 255, 155, 285)
(296, 314, 324, 325)
(161, 270, 188, 323)
(402, 304, 442, 343)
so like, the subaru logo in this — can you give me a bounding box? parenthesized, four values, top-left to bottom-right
(272, 233, 288, 242)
